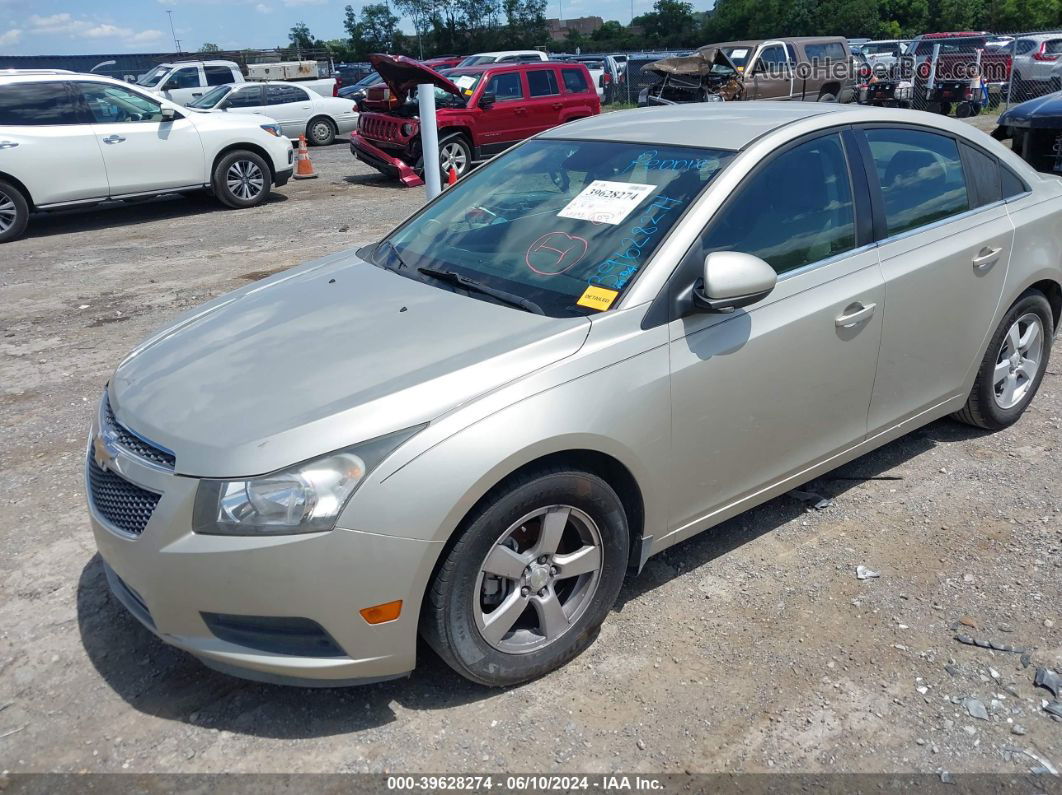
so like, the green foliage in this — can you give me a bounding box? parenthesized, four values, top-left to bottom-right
(199, 42, 222, 53)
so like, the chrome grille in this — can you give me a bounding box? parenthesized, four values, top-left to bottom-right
(360, 115, 400, 142)
(102, 393, 176, 469)
(87, 455, 161, 536)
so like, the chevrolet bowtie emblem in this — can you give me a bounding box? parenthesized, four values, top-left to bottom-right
(93, 431, 119, 472)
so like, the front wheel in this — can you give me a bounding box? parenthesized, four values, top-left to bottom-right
(421, 468, 629, 686)
(212, 150, 271, 209)
(438, 134, 472, 179)
(954, 290, 1054, 430)
(0, 179, 29, 243)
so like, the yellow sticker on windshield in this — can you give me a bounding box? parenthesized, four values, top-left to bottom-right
(576, 286, 619, 311)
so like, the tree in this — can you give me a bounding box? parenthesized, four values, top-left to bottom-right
(636, 0, 697, 47)
(394, 0, 436, 58)
(199, 42, 221, 53)
(503, 0, 547, 49)
(359, 3, 401, 54)
(288, 21, 316, 53)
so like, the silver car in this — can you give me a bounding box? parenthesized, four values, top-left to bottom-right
(86, 103, 1062, 687)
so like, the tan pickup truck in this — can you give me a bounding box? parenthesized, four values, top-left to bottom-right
(640, 36, 858, 106)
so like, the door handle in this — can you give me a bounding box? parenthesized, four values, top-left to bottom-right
(972, 246, 1002, 271)
(835, 302, 877, 328)
(551, 102, 563, 109)
(0, 141, 18, 149)
(102, 135, 126, 144)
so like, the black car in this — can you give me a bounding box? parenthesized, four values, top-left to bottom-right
(338, 71, 382, 110)
(994, 91, 1062, 175)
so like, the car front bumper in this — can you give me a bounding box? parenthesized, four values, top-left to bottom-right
(84, 413, 438, 687)
(350, 133, 424, 188)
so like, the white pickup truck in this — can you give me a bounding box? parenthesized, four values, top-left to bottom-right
(135, 60, 338, 106)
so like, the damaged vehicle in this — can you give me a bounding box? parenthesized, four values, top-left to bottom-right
(638, 47, 744, 105)
(993, 91, 1062, 175)
(351, 54, 599, 186)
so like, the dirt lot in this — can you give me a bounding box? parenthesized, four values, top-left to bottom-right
(1, 126, 1060, 777)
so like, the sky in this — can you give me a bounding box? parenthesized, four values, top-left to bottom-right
(0, 0, 662, 56)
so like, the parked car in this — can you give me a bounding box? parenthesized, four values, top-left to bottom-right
(135, 59, 338, 106)
(858, 39, 910, 76)
(338, 70, 382, 109)
(641, 37, 857, 105)
(424, 56, 464, 70)
(639, 47, 744, 104)
(351, 55, 599, 186)
(335, 62, 373, 84)
(86, 102, 1061, 687)
(993, 91, 1062, 174)
(0, 72, 294, 242)
(1010, 34, 1062, 98)
(187, 81, 358, 146)
(906, 33, 1011, 114)
(457, 50, 549, 67)
(554, 54, 623, 102)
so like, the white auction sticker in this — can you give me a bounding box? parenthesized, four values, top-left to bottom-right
(557, 180, 657, 225)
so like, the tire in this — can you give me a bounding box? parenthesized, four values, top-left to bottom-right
(939, 101, 952, 116)
(817, 92, 837, 103)
(953, 290, 1054, 431)
(421, 468, 630, 686)
(212, 150, 271, 210)
(438, 133, 472, 180)
(307, 116, 336, 146)
(956, 101, 974, 118)
(0, 179, 29, 243)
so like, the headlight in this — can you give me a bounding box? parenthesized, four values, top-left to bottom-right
(192, 426, 424, 536)
(260, 123, 283, 137)
(401, 122, 417, 136)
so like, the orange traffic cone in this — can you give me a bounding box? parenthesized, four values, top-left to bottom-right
(447, 166, 458, 187)
(293, 134, 318, 180)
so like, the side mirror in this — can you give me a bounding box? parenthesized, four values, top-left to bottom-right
(478, 91, 496, 108)
(160, 107, 177, 121)
(693, 251, 777, 312)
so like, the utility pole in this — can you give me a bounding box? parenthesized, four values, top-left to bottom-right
(166, 10, 182, 53)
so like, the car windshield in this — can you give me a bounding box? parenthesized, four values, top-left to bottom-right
(354, 71, 380, 88)
(376, 139, 735, 317)
(136, 65, 171, 87)
(187, 84, 231, 108)
(863, 43, 898, 55)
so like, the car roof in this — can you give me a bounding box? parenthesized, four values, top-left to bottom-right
(0, 72, 120, 85)
(470, 50, 544, 57)
(541, 102, 858, 150)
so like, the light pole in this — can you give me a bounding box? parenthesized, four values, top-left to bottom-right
(166, 10, 181, 53)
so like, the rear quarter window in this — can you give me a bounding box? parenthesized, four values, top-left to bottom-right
(0, 82, 80, 125)
(562, 68, 590, 93)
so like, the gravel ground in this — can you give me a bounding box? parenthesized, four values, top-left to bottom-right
(1, 124, 1060, 777)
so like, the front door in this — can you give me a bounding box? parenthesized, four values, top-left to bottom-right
(477, 70, 528, 154)
(667, 132, 884, 537)
(76, 82, 206, 195)
(859, 126, 1012, 432)
(750, 42, 794, 99)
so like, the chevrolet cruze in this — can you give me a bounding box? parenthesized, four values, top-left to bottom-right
(86, 103, 1062, 687)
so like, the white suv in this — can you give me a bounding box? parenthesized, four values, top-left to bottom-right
(0, 72, 295, 243)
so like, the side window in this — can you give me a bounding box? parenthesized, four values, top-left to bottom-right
(758, 45, 787, 69)
(164, 67, 200, 90)
(701, 134, 856, 275)
(960, 143, 1002, 207)
(1001, 167, 1028, 199)
(204, 66, 234, 87)
(1015, 39, 1036, 55)
(0, 82, 80, 125)
(526, 69, 559, 96)
(226, 87, 263, 108)
(561, 68, 589, 93)
(865, 128, 970, 236)
(486, 72, 523, 101)
(265, 85, 310, 105)
(78, 83, 164, 124)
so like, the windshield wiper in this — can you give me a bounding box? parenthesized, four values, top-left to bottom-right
(416, 266, 544, 315)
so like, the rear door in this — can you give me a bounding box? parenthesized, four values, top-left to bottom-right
(0, 80, 109, 204)
(858, 125, 1013, 432)
(76, 81, 206, 195)
(750, 42, 794, 99)
(523, 66, 565, 134)
(263, 84, 314, 137)
(477, 70, 529, 153)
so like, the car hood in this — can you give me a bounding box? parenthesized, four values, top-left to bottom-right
(368, 53, 464, 102)
(998, 91, 1062, 129)
(646, 47, 738, 78)
(108, 250, 590, 478)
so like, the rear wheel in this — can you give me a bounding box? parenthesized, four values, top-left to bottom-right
(954, 290, 1053, 430)
(817, 92, 837, 103)
(422, 468, 629, 686)
(0, 179, 29, 243)
(939, 101, 953, 115)
(307, 116, 336, 146)
(212, 150, 271, 209)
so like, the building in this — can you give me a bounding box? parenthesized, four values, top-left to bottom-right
(546, 16, 605, 41)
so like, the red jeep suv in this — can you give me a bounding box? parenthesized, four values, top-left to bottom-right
(351, 54, 600, 186)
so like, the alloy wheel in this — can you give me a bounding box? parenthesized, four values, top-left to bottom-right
(473, 505, 603, 654)
(0, 189, 16, 233)
(440, 142, 468, 175)
(226, 160, 265, 201)
(993, 312, 1043, 410)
